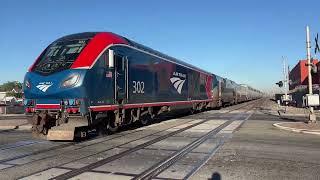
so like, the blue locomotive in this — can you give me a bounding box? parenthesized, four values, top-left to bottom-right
(23, 32, 261, 140)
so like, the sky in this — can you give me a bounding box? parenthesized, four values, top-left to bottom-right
(0, 0, 320, 92)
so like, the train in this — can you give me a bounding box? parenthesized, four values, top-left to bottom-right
(23, 32, 262, 140)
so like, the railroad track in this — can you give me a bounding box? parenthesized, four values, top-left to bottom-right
(135, 100, 260, 180)
(0, 116, 200, 172)
(0, 113, 195, 168)
(0, 99, 260, 179)
(0, 127, 147, 167)
(46, 99, 261, 180)
(0, 100, 254, 167)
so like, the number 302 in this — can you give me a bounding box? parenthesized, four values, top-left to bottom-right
(132, 81, 145, 94)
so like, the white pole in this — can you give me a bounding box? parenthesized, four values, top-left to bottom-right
(306, 25, 316, 123)
(306, 26, 313, 95)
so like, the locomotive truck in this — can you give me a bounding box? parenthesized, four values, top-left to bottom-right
(23, 32, 261, 140)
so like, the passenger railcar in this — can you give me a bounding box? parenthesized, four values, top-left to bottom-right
(238, 84, 249, 102)
(221, 78, 238, 106)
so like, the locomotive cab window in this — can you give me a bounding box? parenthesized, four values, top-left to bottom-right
(115, 54, 125, 71)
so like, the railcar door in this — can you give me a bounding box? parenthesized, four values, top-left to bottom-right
(114, 54, 128, 104)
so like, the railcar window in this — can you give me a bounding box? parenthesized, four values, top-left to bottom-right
(32, 38, 90, 75)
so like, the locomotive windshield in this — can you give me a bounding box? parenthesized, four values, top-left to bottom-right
(32, 38, 90, 75)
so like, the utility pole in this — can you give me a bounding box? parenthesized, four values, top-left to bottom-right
(306, 25, 316, 123)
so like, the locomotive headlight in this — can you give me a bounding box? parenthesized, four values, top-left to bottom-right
(61, 74, 80, 88)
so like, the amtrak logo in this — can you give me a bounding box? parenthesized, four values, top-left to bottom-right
(170, 72, 186, 94)
(36, 82, 53, 92)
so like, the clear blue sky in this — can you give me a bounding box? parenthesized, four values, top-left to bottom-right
(1, 0, 320, 92)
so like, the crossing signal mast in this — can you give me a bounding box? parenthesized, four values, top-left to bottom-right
(282, 56, 290, 104)
(304, 26, 319, 123)
(275, 57, 291, 106)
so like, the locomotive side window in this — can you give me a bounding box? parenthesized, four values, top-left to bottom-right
(104, 52, 108, 67)
(98, 53, 106, 67)
(115, 54, 124, 71)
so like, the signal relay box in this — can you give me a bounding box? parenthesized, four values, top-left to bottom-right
(303, 94, 320, 107)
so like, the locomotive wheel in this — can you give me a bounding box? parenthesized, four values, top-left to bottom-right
(190, 103, 198, 115)
(107, 120, 118, 134)
(42, 126, 48, 135)
(35, 119, 48, 135)
(189, 108, 196, 115)
(35, 125, 43, 133)
(140, 114, 152, 126)
(97, 121, 108, 135)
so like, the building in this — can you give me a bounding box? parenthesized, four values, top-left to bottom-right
(289, 59, 319, 90)
(289, 59, 320, 107)
(0, 92, 24, 114)
(0, 90, 22, 105)
(0, 92, 6, 105)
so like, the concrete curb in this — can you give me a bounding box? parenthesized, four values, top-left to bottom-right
(273, 122, 320, 135)
(17, 125, 32, 130)
(0, 114, 31, 120)
(0, 126, 18, 130)
(0, 125, 32, 131)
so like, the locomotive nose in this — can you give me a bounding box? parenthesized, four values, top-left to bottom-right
(24, 70, 86, 99)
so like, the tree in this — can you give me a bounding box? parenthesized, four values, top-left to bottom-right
(0, 81, 23, 98)
(0, 81, 22, 91)
(6, 91, 23, 98)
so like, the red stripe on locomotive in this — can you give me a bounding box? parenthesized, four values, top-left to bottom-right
(71, 32, 128, 69)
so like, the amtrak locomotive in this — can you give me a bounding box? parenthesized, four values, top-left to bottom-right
(24, 32, 262, 140)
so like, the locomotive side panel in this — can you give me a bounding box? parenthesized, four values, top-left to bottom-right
(84, 52, 115, 107)
(111, 45, 211, 106)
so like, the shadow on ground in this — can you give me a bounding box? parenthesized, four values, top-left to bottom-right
(250, 107, 311, 122)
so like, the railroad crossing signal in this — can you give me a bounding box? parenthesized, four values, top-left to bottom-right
(311, 63, 318, 74)
(305, 60, 318, 74)
(276, 81, 283, 87)
(315, 33, 320, 54)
